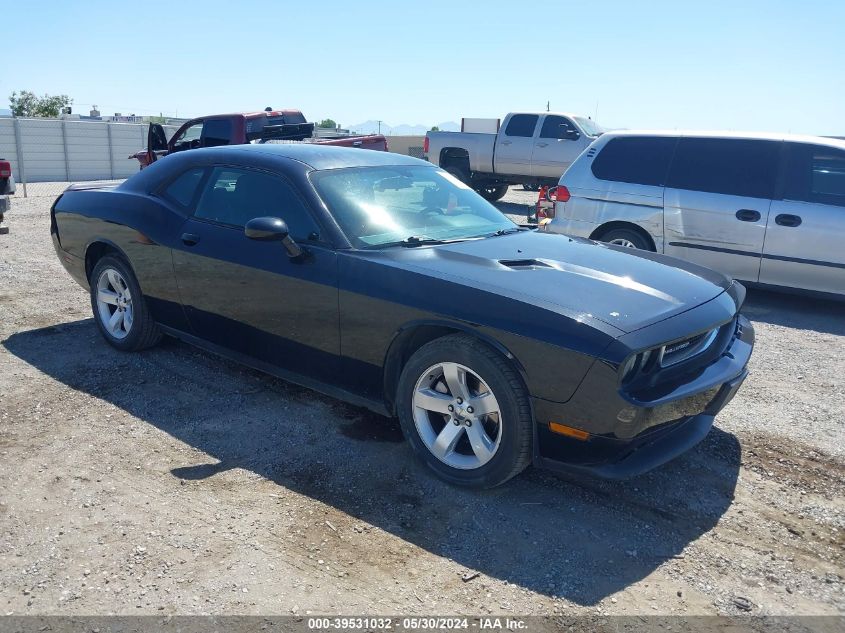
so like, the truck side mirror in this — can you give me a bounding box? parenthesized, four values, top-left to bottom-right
(561, 126, 580, 141)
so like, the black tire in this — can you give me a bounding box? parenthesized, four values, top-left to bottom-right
(396, 334, 533, 488)
(444, 164, 470, 184)
(89, 255, 162, 352)
(475, 184, 509, 202)
(599, 227, 653, 251)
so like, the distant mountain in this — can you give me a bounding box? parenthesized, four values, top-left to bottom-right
(348, 120, 460, 135)
(0, 108, 12, 117)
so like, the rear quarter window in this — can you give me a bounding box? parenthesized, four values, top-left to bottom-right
(161, 167, 206, 208)
(591, 136, 677, 186)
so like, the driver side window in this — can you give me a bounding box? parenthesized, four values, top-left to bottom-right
(171, 122, 203, 152)
(540, 115, 576, 140)
(194, 167, 321, 241)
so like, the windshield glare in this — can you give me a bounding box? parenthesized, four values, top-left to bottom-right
(311, 165, 516, 248)
(574, 116, 605, 137)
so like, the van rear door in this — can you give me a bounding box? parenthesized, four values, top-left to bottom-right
(663, 137, 780, 283)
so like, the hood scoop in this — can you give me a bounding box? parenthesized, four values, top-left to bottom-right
(499, 258, 553, 270)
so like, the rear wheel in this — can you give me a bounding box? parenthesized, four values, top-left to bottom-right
(475, 184, 509, 202)
(90, 255, 162, 351)
(397, 334, 533, 488)
(599, 227, 653, 251)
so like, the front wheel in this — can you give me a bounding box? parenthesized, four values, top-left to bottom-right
(397, 334, 533, 488)
(475, 184, 509, 202)
(599, 227, 653, 251)
(90, 255, 162, 351)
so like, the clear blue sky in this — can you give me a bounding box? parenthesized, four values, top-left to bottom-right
(4, 0, 844, 134)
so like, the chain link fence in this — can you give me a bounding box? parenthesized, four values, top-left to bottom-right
(0, 117, 178, 198)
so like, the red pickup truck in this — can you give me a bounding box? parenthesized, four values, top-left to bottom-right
(0, 158, 14, 230)
(132, 109, 388, 168)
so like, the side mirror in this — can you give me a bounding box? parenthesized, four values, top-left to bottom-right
(244, 216, 303, 259)
(562, 127, 580, 141)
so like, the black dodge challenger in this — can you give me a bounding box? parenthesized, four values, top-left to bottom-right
(51, 144, 754, 487)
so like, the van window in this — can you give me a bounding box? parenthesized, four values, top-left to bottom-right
(782, 143, 845, 207)
(667, 138, 780, 198)
(504, 114, 539, 138)
(591, 136, 676, 186)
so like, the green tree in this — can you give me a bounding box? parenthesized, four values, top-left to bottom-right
(318, 118, 338, 129)
(430, 125, 440, 132)
(9, 91, 73, 118)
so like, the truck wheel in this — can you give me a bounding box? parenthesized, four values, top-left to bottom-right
(396, 334, 533, 488)
(476, 184, 509, 202)
(599, 227, 653, 251)
(89, 255, 162, 352)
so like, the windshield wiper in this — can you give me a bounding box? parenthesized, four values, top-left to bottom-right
(488, 227, 524, 237)
(377, 235, 465, 248)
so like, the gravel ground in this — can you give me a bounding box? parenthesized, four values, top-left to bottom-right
(0, 188, 842, 617)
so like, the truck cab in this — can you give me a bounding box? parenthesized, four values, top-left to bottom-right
(425, 111, 604, 200)
(134, 110, 315, 168)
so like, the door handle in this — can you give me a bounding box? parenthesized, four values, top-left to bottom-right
(181, 232, 200, 246)
(501, 140, 512, 145)
(735, 209, 761, 222)
(775, 213, 802, 227)
(536, 142, 548, 147)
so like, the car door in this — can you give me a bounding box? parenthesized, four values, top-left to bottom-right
(171, 165, 341, 383)
(531, 115, 587, 179)
(663, 137, 781, 283)
(494, 114, 539, 176)
(760, 142, 845, 294)
(146, 123, 169, 165)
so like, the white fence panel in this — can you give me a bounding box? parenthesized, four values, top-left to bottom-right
(66, 121, 111, 181)
(19, 119, 66, 181)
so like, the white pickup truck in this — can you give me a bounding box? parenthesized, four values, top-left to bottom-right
(424, 112, 604, 200)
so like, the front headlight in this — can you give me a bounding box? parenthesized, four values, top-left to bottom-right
(620, 349, 655, 383)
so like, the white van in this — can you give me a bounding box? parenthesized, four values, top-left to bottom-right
(543, 131, 845, 297)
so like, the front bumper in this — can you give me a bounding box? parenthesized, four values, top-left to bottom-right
(532, 315, 754, 479)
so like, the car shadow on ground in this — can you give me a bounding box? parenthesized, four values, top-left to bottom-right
(742, 287, 845, 336)
(4, 320, 741, 606)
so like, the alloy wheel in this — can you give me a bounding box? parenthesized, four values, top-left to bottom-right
(412, 362, 502, 470)
(96, 268, 134, 339)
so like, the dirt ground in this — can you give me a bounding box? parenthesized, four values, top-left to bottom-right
(0, 189, 842, 617)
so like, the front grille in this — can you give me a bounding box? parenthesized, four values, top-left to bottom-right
(658, 326, 719, 367)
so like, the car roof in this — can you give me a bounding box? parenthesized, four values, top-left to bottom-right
(603, 129, 845, 149)
(220, 143, 428, 170)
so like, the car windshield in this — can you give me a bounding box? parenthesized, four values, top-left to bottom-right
(574, 116, 605, 137)
(310, 165, 517, 248)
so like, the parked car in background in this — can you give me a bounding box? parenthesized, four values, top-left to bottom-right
(0, 158, 15, 230)
(51, 144, 753, 488)
(131, 109, 388, 168)
(543, 131, 845, 298)
(424, 112, 604, 200)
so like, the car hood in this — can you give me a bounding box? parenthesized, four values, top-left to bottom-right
(364, 231, 733, 334)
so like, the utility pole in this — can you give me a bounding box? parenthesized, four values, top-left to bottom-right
(377, 120, 383, 134)
(546, 101, 550, 112)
